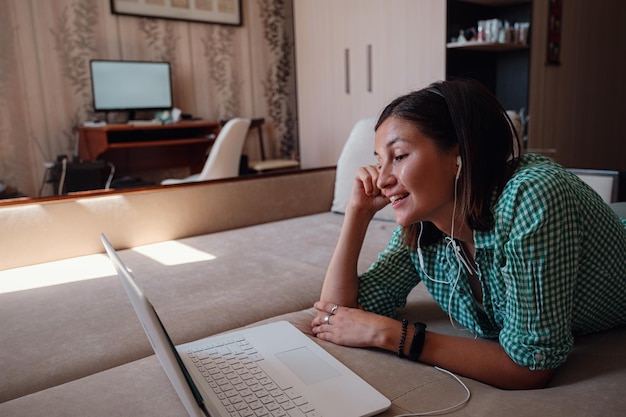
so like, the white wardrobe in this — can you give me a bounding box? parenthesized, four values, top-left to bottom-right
(294, 0, 446, 169)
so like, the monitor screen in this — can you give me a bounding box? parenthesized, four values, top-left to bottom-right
(90, 60, 173, 113)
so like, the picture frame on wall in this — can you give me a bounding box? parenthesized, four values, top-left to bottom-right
(111, 0, 242, 26)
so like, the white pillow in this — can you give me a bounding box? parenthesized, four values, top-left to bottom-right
(331, 118, 396, 221)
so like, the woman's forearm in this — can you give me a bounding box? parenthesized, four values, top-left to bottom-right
(320, 208, 374, 307)
(398, 329, 555, 390)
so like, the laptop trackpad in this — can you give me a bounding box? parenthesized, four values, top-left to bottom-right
(276, 346, 340, 385)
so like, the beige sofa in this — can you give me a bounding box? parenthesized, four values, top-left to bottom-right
(1, 168, 625, 417)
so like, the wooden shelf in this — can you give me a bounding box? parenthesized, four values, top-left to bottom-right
(447, 41, 529, 51)
(446, 0, 532, 112)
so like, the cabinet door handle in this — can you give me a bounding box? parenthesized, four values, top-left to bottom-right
(345, 48, 350, 94)
(367, 44, 372, 92)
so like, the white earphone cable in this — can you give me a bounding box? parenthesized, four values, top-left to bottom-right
(393, 366, 471, 416)
(417, 169, 477, 332)
(417, 223, 452, 284)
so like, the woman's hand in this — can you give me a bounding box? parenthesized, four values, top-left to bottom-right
(311, 301, 399, 350)
(348, 165, 390, 216)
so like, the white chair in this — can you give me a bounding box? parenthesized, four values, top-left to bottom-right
(161, 118, 251, 185)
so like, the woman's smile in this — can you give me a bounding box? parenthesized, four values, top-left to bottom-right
(389, 193, 409, 206)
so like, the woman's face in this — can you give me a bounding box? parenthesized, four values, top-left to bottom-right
(374, 116, 459, 228)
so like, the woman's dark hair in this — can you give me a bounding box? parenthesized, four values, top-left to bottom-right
(375, 78, 522, 248)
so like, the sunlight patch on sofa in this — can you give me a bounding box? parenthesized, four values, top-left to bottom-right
(0, 254, 115, 294)
(132, 241, 216, 266)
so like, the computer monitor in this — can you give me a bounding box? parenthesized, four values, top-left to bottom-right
(90, 60, 173, 119)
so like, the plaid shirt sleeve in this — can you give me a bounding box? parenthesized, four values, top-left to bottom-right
(494, 167, 580, 369)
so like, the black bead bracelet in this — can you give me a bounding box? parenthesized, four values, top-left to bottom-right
(397, 319, 409, 358)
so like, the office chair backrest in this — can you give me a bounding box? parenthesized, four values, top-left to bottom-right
(197, 118, 251, 181)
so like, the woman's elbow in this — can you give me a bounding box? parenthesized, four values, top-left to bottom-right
(498, 367, 556, 390)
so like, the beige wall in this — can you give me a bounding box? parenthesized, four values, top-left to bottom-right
(0, 0, 297, 197)
(529, 0, 625, 170)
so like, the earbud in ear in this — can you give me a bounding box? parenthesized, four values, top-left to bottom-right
(455, 156, 462, 180)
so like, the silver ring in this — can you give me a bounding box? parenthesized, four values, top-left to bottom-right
(323, 314, 331, 325)
(331, 305, 338, 315)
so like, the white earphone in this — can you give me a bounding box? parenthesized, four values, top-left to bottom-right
(419, 155, 462, 270)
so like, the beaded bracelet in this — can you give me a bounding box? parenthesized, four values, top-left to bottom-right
(397, 319, 409, 358)
(408, 322, 427, 361)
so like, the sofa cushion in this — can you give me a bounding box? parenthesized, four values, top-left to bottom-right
(0, 213, 395, 403)
(331, 117, 396, 221)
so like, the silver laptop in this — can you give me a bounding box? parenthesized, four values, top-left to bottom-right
(101, 234, 390, 417)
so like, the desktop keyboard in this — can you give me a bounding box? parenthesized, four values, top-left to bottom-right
(186, 337, 320, 417)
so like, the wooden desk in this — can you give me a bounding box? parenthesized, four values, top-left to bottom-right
(77, 121, 220, 175)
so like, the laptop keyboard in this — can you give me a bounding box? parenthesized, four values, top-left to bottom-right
(187, 337, 320, 417)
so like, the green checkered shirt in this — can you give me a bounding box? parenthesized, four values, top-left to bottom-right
(358, 154, 626, 370)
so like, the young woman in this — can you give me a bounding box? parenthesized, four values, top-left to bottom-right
(311, 78, 626, 390)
